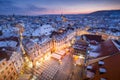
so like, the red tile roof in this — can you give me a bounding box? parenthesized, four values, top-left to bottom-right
(84, 34, 103, 42)
(92, 53, 120, 80)
(89, 39, 120, 58)
(99, 39, 120, 57)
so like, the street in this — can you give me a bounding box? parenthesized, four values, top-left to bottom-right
(30, 51, 84, 80)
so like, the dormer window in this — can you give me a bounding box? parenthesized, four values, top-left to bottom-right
(87, 65, 92, 70)
(98, 61, 104, 66)
(86, 71, 95, 79)
(99, 68, 106, 74)
(100, 78, 107, 80)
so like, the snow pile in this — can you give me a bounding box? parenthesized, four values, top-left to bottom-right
(32, 24, 55, 36)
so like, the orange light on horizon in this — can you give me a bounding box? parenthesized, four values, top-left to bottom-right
(29, 5, 120, 15)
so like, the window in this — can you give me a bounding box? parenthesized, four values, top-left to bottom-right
(87, 65, 92, 70)
(34, 53, 36, 57)
(99, 68, 106, 74)
(10, 63, 12, 66)
(16, 63, 18, 66)
(14, 72, 16, 75)
(2, 62, 5, 65)
(8, 71, 10, 74)
(4, 75, 6, 79)
(2, 71, 4, 74)
(10, 76, 13, 80)
(11, 67, 13, 70)
(98, 61, 104, 66)
(6, 67, 8, 70)
(100, 78, 107, 80)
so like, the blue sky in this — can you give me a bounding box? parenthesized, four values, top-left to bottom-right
(0, 0, 120, 15)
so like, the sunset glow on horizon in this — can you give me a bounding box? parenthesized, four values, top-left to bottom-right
(0, 0, 120, 15)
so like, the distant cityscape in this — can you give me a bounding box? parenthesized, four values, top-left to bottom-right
(0, 10, 120, 80)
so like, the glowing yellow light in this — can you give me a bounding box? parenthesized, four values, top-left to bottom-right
(28, 61, 33, 68)
(79, 55, 85, 59)
(73, 55, 79, 61)
(44, 53, 51, 61)
(40, 58, 44, 62)
(36, 61, 41, 68)
(59, 60, 62, 65)
(31, 75, 37, 80)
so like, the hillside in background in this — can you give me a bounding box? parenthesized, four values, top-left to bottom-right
(87, 10, 120, 16)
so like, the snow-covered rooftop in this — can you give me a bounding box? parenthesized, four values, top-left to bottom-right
(0, 41, 17, 48)
(88, 51, 100, 58)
